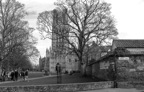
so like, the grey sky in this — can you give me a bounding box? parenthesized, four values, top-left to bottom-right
(19, 0, 56, 60)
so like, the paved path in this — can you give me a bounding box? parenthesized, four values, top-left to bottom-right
(79, 88, 144, 92)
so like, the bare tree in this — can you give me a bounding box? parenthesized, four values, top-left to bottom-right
(0, 0, 39, 69)
(37, 0, 118, 72)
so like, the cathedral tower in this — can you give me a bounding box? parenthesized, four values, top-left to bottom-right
(51, 9, 69, 72)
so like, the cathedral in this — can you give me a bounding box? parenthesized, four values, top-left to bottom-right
(41, 9, 79, 74)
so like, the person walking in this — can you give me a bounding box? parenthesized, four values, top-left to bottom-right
(14, 69, 19, 81)
(10, 70, 15, 81)
(1, 68, 6, 81)
(7, 71, 12, 80)
(25, 69, 29, 81)
(55, 63, 62, 83)
(21, 69, 25, 81)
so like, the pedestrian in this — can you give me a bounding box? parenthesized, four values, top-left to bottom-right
(25, 69, 29, 81)
(21, 69, 25, 81)
(10, 70, 15, 81)
(14, 69, 19, 81)
(1, 68, 6, 81)
(55, 63, 62, 83)
(7, 71, 12, 80)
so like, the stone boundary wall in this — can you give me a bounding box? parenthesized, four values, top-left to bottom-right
(118, 81, 144, 88)
(0, 81, 113, 92)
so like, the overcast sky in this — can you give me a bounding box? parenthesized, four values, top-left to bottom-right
(19, 0, 56, 58)
(17, 0, 144, 64)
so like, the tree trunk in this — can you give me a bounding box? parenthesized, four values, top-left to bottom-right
(81, 63, 87, 76)
(78, 53, 87, 76)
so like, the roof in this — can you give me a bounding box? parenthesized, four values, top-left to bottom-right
(112, 39, 144, 48)
(88, 51, 114, 66)
(88, 50, 144, 66)
(99, 46, 111, 52)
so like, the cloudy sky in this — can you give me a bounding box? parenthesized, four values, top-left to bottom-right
(17, 0, 144, 64)
(19, 0, 56, 58)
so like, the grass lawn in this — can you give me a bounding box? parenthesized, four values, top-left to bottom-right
(0, 72, 103, 86)
(28, 71, 45, 78)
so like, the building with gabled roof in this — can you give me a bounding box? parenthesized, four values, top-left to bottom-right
(112, 39, 144, 55)
(87, 39, 144, 81)
(87, 41, 111, 64)
(112, 39, 144, 50)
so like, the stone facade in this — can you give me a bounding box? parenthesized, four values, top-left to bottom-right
(65, 54, 79, 73)
(43, 9, 79, 74)
(39, 57, 45, 71)
(46, 48, 79, 74)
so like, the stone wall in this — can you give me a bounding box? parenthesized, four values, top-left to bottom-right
(117, 55, 144, 81)
(0, 81, 113, 92)
(118, 81, 144, 88)
(89, 55, 144, 82)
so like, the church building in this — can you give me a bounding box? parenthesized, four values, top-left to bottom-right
(43, 9, 79, 74)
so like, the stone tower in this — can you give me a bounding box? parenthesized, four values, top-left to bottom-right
(49, 9, 79, 73)
(51, 9, 68, 72)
